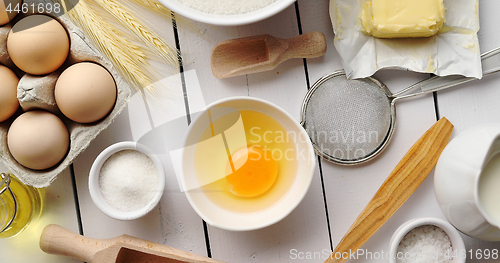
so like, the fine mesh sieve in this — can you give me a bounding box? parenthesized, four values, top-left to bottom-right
(300, 72, 394, 165)
(301, 47, 500, 165)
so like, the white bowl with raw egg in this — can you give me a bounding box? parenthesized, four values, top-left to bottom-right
(180, 97, 315, 231)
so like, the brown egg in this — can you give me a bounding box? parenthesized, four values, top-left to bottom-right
(7, 111, 69, 170)
(55, 62, 117, 123)
(0, 0, 22, 26)
(7, 14, 69, 75)
(0, 65, 19, 122)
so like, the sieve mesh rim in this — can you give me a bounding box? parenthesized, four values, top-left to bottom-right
(300, 70, 397, 165)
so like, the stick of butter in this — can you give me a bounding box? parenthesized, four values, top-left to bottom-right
(361, 0, 446, 38)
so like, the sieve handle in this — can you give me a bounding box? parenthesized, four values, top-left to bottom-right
(393, 46, 500, 100)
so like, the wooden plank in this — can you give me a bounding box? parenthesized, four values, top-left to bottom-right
(325, 118, 454, 263)
(296, 0, 446, 262)
(0, 164, 81, 263)
(70, 8, 210, 259)
(320, 73, 440, 263)
(436, 0, 500, 262)
(72, 79, 210, 257)
(176, 3, 331, 262)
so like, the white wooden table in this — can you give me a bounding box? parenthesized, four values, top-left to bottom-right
(2, 0, 500, 262)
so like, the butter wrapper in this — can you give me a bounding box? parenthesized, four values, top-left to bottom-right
(330, 0, 482, 79)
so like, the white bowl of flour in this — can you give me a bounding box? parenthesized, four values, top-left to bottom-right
(158, 0, 295, 26)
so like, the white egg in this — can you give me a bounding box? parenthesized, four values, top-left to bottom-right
(0, 65, 19, 122)
(7, 111, 69, 170)
(7, 14, 69, 75)
(55, 62, 117, 123)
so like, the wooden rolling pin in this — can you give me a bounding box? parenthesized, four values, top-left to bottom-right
(324, 117, 454, 263)
(211, 31, 327, 79)
(40, 224, 224, 263)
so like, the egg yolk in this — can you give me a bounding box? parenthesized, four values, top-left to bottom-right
(225, 145, 279, 198)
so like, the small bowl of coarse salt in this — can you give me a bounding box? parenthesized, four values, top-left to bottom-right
(89, 141, 165, 220)
(389, 218, 466, 263)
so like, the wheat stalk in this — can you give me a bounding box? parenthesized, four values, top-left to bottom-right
(90, 0, 180, 67)
(60, 0, 155, 90)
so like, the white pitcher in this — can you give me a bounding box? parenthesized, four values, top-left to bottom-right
(434, 123, 500, 241)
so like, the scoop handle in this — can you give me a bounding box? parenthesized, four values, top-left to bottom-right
(324, 117, 454, 263)
(40, 224, 114, 262)
(282, 31, 327, 60)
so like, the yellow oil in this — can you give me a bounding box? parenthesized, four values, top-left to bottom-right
(0, 174, 43, 238)
(194, 110, 297, 213)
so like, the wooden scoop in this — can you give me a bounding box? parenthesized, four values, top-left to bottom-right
(40, 224, 224, 263)
(210, 31, 327, 79)
(324, 117, 454, 263)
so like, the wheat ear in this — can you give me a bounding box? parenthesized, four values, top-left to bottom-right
(91, 0, 180, 68)
(60, 0, 154, 90)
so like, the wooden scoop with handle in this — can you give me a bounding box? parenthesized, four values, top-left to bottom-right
(40, 224, 224, 263)
(210, 31, 327, 79)
(324, 117, 454, 263)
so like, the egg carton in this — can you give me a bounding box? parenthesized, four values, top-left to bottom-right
(0, 6, 132, 188)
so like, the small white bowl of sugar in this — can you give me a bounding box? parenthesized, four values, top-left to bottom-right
(89, 141, 165, 220)
(389, 218, 465, 263)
